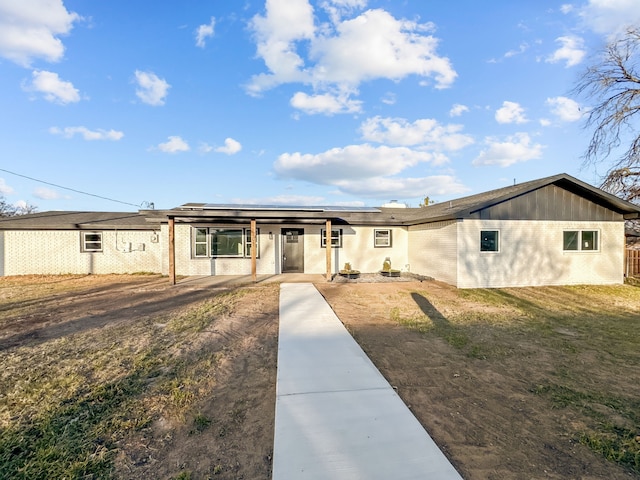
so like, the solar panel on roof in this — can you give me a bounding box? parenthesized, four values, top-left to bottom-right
(185, 204, 380, 213)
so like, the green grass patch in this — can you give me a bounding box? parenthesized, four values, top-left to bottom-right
(0, 280, 263, 479)
(532, 382, 640, 474)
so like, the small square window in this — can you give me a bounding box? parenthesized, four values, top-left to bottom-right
(480, 230, 499, 252)
(321, 228, 342, 248)
(374, 229, 392, 247)
(82, 232, 103, 252)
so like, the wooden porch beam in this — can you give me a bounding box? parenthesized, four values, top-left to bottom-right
(251, 218, 257, 282)
(168, 217, 176, 285)
(325, 219, 332, 281)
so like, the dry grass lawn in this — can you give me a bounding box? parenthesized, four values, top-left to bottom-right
(0, 274, 639, 479)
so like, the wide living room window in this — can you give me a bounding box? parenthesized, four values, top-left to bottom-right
(193, 227, 259, 258)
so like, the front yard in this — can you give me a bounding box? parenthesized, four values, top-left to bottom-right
(0, 275, 639, 479)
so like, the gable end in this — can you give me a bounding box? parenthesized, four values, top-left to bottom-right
(472, 185, 623, 221)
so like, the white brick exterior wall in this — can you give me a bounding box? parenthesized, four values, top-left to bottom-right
(1, 219, 625, 288)
(169, 224, 281, 276)
(456, 220, 624, 288)
(0, 230, 162, 275)
(305, 225, 408, 274)
(167, 224, 408, 276)
(408, 220, 458, 284)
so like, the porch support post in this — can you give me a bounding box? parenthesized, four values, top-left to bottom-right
(168, 217, 176, 285)
(251, 218, 257, 282)
(325, 219, 332, 281)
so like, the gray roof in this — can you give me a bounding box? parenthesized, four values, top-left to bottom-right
(2, 174, 638, 230)
(0, 211, 152, 230)
(140, 174, 640, 225)
(389, 173, 640, 224)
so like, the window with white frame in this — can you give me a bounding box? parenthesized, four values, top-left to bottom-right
(192, 227, 259, 258)
(480, 230, 499, 252)
(320, 228, 342, 248)
(81, 232, 103, 252)
(374, 229, 392, 247)
(194, 228, 208, 257)
(563, 230, 599, 251)
(244, 229, 259, 257)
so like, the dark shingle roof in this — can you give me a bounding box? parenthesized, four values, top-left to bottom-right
(0, 211, 152, 230)
(3, 174, 638, 229)
(388, 173, 640, 224)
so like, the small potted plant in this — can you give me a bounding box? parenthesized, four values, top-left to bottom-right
(380, 257, 401, 277)
(339, 262, 360, 279)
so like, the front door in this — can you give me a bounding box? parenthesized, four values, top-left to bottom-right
(282, 228, 304, 273)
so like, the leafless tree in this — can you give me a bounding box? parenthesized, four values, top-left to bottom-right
(574, 27, 640, 204)
(0, 197, 37, 217)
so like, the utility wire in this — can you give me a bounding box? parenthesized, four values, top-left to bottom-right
(0, 167, 142, 208)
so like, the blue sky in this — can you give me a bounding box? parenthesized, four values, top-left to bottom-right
(1, 0, 639, 212)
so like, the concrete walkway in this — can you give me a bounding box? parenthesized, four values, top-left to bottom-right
(273, 283, 463, 479)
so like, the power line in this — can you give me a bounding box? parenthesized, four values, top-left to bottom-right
(0, 167, 142, 209)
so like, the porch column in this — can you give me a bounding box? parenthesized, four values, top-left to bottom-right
(251, 218, 257, 282)
(168, 217, 176, 285)
(325, 219, 332, 281)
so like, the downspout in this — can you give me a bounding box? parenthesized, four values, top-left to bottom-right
(169, 216, 176, 285)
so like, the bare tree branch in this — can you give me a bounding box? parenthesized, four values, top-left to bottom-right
(573, 27, 640, 204)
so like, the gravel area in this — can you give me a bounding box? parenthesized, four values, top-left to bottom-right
(330, 272, 433, 283)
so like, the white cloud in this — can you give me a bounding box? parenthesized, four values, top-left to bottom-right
(309, 9, 456, 89)
(24, 70, 80, 104)
(248, 0, 316, 93)
(274, 144, 441, 184)
(195, 17, 215, 48)
(248, 3, 457, 103)
(495, 101, 528, 124)
(449, 103, 469, 117)
(546, 36, 586, 67)
(232, 194, 327, 205)
(381, 92, 396, 105)
(0, 178, 14, 195)
(360, 116, 473, 152)
(320, 0, 368, 23)
(49, 126, 124, 141)
(199, 143, 214, 154)
(33, 187, 62, 200)
(0, 0, 80, 67)
(156, 136, 190, 153)
(579, 0, 640, 37)
(504, 42, 529, 58)
(134, 70, 170, 106)
(215, 138, 242, 155)
(333, 175, 469, 198)
(546, 96, 583, 122)
(290, 91, 362, 114)
(473, 133, 544, 167)
(560, 4, 574, 14)
(539, 118, 552, 127)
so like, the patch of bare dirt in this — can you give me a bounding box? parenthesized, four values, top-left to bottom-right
(316, 281, 639, 480)
(0, 275, 278, 480)
(2, 275, 638, 479)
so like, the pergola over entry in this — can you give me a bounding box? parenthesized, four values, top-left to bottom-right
(158, 204, 384, 285)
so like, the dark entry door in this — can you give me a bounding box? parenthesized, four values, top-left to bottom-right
(282, 228, 304, 273)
